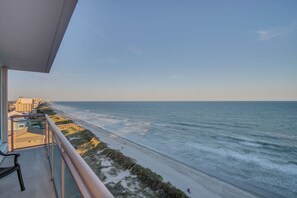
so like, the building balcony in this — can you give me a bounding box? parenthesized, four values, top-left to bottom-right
(0, 114, 113, 198)
(0, 147, 55, 198)
(0, 1, 103, 197)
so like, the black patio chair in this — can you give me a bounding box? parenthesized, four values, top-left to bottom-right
(0, 151, 25, 191)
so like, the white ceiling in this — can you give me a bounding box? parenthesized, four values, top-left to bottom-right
(0, 0, 77, 73)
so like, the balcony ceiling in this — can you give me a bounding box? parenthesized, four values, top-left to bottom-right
(0, 0, 77, 73)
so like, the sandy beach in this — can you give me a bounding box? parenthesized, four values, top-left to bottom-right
(51, 105, 263, 198)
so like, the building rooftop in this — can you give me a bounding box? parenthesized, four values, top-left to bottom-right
(17, 98, 34, 104)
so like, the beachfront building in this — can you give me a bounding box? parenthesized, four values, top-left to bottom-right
(15, 97, 44, 112)
(0, 1, 113, 197)
(15, 98, 34, 112)
(33, 98, 44, 108)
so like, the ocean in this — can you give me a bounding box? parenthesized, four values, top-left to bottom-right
(52, 101, 297, 197)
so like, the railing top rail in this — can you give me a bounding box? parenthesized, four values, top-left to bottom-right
(45, 114, 113, 198)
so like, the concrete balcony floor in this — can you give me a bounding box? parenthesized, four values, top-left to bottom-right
(0, 147, 56, 198)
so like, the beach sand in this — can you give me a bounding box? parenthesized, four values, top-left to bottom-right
(52, 106, 261, 198)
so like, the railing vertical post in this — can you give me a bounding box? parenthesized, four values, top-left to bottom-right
(10, 117, 14, 152)
(47, 122, 50, 154)
(43, 118, 46, 145)
(61, 148, 65, 198)
(51, 133, 55, 181)
(46, 120, 50, 157)
(49, 123, 51, 144)
(45, 120, 48, 145)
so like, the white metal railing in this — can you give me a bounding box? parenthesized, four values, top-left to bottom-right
(9, 114, 46, 151)
(45, 115, 113, 198)
(10, 114, 113, 198)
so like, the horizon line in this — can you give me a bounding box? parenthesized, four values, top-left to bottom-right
(48, 100, 297, 102)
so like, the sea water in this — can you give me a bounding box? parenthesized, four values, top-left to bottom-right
(52, 101, 297, 197)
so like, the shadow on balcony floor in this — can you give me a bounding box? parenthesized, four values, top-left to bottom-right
(0, 147, 56, 198)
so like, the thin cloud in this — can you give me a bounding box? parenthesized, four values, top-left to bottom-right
(255, 30, 290, 40)
(254, 22, 297, 41)
(126, 47, 143, 54)
(76, 17, 112, 41)
(170, 75, 181, 79)
(99, 58, 118, 63)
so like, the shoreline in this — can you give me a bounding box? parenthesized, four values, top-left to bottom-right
(49, 103, 276, 198)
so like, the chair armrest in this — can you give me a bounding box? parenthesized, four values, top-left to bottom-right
(0, 151, 20, 166)
(0, 151, 20, 157)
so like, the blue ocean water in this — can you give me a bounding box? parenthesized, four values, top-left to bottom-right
(53, 101, 297, 197)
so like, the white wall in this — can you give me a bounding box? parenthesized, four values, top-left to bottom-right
(0, 67, 8, 160)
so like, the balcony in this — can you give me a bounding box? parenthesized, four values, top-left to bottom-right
(0, 114, 113, 198)
(0, 147, 55, 197)
(0, 1, 105, 197)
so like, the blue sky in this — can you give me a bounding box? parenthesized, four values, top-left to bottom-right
(9, 0, 297, 101)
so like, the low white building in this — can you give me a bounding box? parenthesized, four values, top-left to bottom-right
(8, 111, 28, 131)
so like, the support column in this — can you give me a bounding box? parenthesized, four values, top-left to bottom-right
(0, 66, 8, 143)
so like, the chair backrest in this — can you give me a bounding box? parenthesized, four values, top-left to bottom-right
(0, 151, 25, 191)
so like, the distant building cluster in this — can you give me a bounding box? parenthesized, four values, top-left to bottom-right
(14, 97, 44, 113)
(8, 101, 15, 112)
(8, 97, 44, 132)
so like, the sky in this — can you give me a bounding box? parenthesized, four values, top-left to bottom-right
(8, 0, 297, 101)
